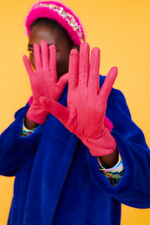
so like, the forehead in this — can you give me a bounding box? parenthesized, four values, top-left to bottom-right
(29, 25, 59, 46)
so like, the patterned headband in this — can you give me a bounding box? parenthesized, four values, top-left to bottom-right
(26, 1, 85, 46)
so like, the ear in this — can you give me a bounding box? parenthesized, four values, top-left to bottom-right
(71, 45, 80, 52)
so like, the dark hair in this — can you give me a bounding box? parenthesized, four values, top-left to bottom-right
(30, 17, 74, 47)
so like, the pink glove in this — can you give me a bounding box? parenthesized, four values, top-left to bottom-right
(40, 42, 117, 156)
(23, 40, 68, 124)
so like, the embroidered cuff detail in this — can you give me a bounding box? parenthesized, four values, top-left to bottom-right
(21, 122, 36, 136)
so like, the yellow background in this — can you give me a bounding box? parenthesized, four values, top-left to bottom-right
(0, 0, 150, 224)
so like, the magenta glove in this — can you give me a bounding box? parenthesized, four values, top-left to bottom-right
(40, 42, 117, 156)
(23, 40, 68, 124)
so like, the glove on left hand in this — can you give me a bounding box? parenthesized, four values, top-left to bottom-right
(40, 42, 117, 156)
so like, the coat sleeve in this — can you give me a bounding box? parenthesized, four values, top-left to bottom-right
(87, 78, 150, 209)
(0, 103, 44, 176)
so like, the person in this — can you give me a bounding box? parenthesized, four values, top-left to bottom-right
(0, 1, 150, 225)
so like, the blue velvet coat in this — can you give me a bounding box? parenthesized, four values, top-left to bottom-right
(0, 76, 150, 225)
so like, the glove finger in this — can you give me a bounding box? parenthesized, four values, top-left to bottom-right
(79, 42, 90, 87)
(40, 96, 70, 125)
(23, 55, 34, 78)
(34, 43, 42, 71)
(88, 47, 100, 95)
(68, 49, 79, 91)
(41, 40, 49, 70)
(99, 67, 118, 102)
(49, 44, 57, 83)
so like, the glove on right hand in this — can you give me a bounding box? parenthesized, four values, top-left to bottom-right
(23, 40, 68, 124)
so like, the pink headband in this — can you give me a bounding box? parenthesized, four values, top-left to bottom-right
(25, 1, 85, 46)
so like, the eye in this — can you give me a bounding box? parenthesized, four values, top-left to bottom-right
(28, 49, 34, 54)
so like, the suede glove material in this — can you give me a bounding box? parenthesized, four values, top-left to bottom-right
(40, 42, 117, 156)
(23, 40, 68, 124)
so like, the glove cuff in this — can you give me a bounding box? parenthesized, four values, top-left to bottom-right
(82, 127, 117, 157)
(26, 101, 49, 124)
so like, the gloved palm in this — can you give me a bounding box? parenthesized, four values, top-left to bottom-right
(23, 40, 68, 124)
(40, 42, 117, 156)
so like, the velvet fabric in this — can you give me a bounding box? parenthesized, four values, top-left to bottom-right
(23, 41, 68, 124)
(40, 43, 117, 156)
(25, 1, 85, 46)
(0, 76, 150, 225)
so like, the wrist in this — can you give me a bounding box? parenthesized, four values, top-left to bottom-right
(98, 146, 118, 168)
(24, 117, 39, 129)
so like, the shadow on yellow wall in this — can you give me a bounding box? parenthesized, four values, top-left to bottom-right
(0, 0, 150, 224)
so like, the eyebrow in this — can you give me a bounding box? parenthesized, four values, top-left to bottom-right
(28, 43, 58, 48)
